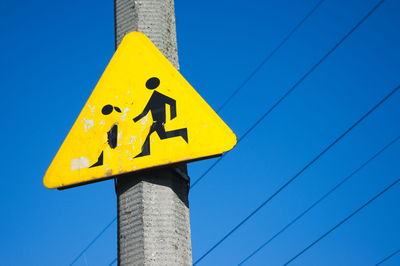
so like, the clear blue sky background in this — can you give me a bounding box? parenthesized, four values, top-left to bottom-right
(0, 0, 399, 265)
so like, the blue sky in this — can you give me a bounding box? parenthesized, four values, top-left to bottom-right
(0, 0, 399, 265)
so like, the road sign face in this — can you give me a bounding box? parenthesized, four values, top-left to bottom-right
(43, 32, 237, 189)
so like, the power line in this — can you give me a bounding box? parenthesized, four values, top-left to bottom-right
(193, 4, 389, 264)
(193, 81, 398, 265)
(107, 257, 117, 266)
(238, 135, 400, 265)
(69, 0, 328, 258)
(374, 249, 400, 266)
(216, 0, 326, 113)
(191, 0, 326, 189)
(191, 155, 224, 189)
(190, 0, 385, 190)
(283, 178, 400, 265)
(69, 216, 117, 265)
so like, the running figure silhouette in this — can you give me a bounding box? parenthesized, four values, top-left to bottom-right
(133, 77, 188, 158)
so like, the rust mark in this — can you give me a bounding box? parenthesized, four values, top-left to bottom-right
(105, 169, 113, 176)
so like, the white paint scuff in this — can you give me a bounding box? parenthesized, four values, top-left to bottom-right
(129, 135, 136, 144)
(120, 108, 130, 121)
(140, 116, 149, 126)
(83, 119, 94, 132)
(71, 157, 90, 170)
(87, 104, 96, 114)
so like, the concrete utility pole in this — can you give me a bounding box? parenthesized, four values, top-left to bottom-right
(114, 0, 192, 265)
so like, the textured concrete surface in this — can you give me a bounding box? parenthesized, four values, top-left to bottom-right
(117, 169, 191, 265)
(115, 0, 179, 68)
(115, 0, 192, 265)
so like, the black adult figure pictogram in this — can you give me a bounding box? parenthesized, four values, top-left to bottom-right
(133, 77, 188, 158)
(90, 104, 121, 168)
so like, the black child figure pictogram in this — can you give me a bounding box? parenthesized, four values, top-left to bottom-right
(133, 77, 188, 158)
(89, 104, 121, 168)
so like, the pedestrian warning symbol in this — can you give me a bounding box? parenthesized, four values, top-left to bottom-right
(43, 31, 237, 189)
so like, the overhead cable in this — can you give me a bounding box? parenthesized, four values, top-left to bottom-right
(216, 0, 326, 113)
(69, 216, 117, 265)
(190, 0, 385, 190)
(373, 249, 400, 266)
(194, 4, 389, 263)
(194, 81, 397, 264)
(238, 135, 400, 265)
(283, 178, 399, 265)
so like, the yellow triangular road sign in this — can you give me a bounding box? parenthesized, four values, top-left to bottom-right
(44, 32, 237, 189)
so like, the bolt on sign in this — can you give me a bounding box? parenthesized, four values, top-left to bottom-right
(43, 32, 237, 189)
